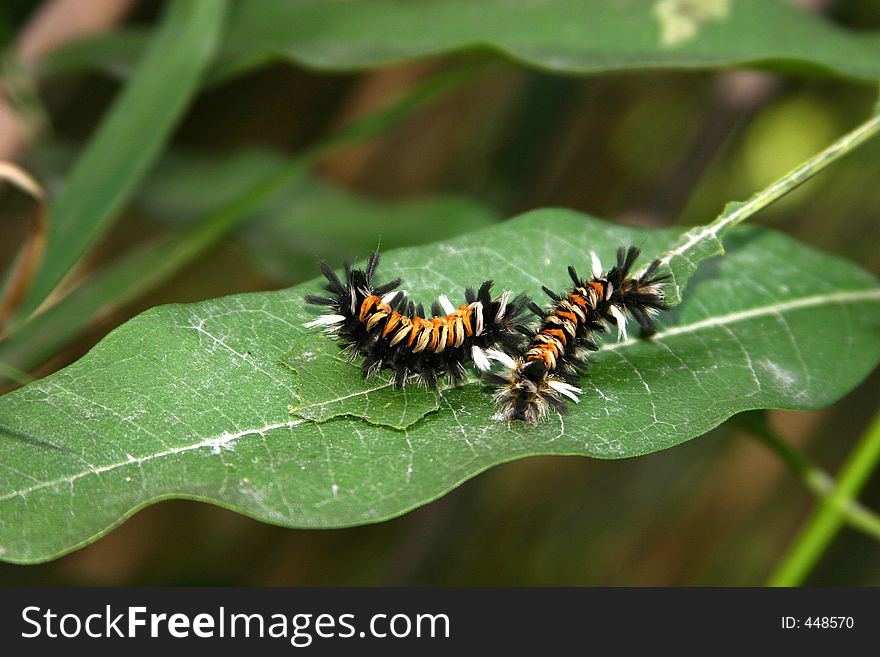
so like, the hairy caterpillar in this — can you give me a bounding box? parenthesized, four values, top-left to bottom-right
(305, 251, 529, 387)
(487, 246, 669, 424)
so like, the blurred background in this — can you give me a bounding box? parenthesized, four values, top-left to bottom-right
(0, 0, 878, 585)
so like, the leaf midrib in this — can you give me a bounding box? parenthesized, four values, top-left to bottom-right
(601, 287, 880, 353)
(0, 419, 306, 504)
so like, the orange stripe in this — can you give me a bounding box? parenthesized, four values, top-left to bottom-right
(407, 318, 422, 346)
(382, 311, 402, 337)
(527, 349, 553, 369)
(544, 328, 567, 345)
(459, 306, 473, 336)
(443, 316, 457, 343)
(359, 295, 380, 322)
(569, 294, 588, 309)
(428, 318, 443, 349)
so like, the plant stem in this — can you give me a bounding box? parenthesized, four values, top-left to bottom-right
(667, 113, 880, 265)
(739, 414, 880, 542)
(766, 408, 880, 586)
(660, 110, 880, 304)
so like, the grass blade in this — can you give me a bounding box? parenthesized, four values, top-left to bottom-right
(9, 0, 228, 328)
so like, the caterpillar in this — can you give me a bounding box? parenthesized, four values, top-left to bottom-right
(487, 246, 669, 424)
(304, 251, 529, 387)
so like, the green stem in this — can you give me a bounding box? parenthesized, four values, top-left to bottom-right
(739, 414, 880, 543)
(766, 408, 880, 586)
(668, 113, 880, 263)
(660, 110, 880, 304)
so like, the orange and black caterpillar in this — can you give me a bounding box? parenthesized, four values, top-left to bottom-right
(305, 251, 529, 387)
(487, 246, 669, 424)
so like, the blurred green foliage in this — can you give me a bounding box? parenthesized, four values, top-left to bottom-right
(0, 0, 878, 585)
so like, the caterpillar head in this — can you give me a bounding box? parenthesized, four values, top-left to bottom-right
(487, 359, 581, 425)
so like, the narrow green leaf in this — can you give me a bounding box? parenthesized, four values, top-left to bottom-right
(10, 0, 227, 326)
(0, 361, 34, 385)
(0, 211, 877, 563)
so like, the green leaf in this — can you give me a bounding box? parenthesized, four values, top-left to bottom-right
(38, 27, 152, 80)
(216, 0, 880, 82)
(39, 1, 880, 86)
(9, 0, 227, 326)
(0, 210, 878, 563)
